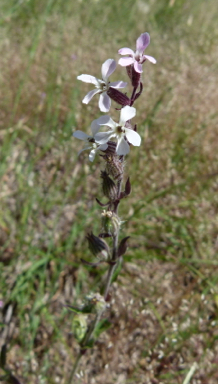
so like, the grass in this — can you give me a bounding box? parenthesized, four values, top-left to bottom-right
(0, 0, 218, 383)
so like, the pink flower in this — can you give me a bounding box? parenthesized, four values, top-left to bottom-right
(77, 59, 127, 112)
(118, 32, 156, 74)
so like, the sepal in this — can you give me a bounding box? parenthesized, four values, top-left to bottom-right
(96, 198, 110, 207)
(119, 177, 131, 199)
(134, 82, 143, 101)
(125, 177, 131, 195)
(131, 66, 141, 87)
(126, 64, 141, 88)
(80, 258, 104, 267)
(118, 236, 130, 257)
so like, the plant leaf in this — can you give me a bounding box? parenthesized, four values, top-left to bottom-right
(93, 318, 111, 338)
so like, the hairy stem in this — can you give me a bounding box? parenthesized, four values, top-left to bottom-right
(104, 172, 123, 299)
(81, 310, 103, 348)
(104, 234, 119, 300)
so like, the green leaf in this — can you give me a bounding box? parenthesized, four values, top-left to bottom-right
(83, 339, 95, 349)
(66, 305, 93, 314)
(93, 318, 111, 339)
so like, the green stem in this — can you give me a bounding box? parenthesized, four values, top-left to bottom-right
(67, 353, 82, 384)
(81, 311, 103, 348)
(104, 170, 123, 299)
(104, 233, 119, 300)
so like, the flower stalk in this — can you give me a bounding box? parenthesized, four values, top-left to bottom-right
(70, 31, 156, 381)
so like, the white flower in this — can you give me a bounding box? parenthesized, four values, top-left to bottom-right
(94, 106, 141, 156)
(118, 32, 156, 73)
(77, 59, 127, 112)
(73, 119, 108, 162)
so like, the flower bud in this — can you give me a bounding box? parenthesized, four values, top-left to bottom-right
(107, 87, 130, 107)
(101, 171, 117, 201)
(103, 154, 124, 181)
(86, 232, 109, 260)
(72, 314, 87, 342)
(84, 292, 107, 314)
(103, 140, 117, 155)
(101, 210, 121, 237)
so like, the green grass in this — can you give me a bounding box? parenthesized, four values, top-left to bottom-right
(0, 0, 218, 383)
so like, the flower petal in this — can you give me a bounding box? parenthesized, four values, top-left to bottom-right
(95, 115, 116, 129)
(82, 89, 100, 104)
(90, 119, 101, 136)
(99, 92, 111, 112)
(101, 59, 116, 81)
(95, 115, 111, 125)
(118, 57, 134, 67)
(77, 74, 99, 86)
(125, 128, 141, 146)
(94, 131, 114, 144)
(116, 137, 130, 155)
(73, 130, 89, 140)
(99, 143, 108, 151)
(110, 81, 127, 89)
(143, 54, 157, 64)
(89, 148, 97, 162)
(136, 32, 150, 52)
(118, 47, 134, 56)
(120, 106, 136, 125)
(78, 145, 92, 156)
(134, 61, 143, 73)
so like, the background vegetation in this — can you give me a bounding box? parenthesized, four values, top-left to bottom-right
(0, 0, 217, 383)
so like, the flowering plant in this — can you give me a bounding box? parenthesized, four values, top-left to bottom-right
(70, 32, 156, 382)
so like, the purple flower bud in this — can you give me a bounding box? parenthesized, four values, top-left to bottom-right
(101, 171, 118, 201)
(86, 232, 109, 260)
(107, 87, 130, 107)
